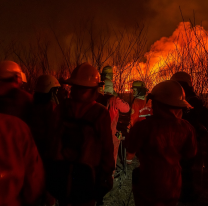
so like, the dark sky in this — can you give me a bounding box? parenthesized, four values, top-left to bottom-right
(0, 0, 208, 58)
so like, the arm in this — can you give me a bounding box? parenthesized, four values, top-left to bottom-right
(96, 109, 115, 199)
(181, 122, 197, 160)
(126, 120, 147, 162)
(116, 97, 130, 113)
(22, 126, 45, 205)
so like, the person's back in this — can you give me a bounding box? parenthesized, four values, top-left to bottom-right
(0, 87, 33, 125)
(127, 80, 197, 206)
(30, 75, 60, 159)
(130, 97, 152, 126)
(171, 72, 208, 138)
(52, 97, 114, 174)
(97, 79, 130, 167)
(171, 72, 208, 202)
(46, 63, 115, 206)
(0, 113, 45, 206)
(130, 113, 196, 203)
(126, 80, 152, 164)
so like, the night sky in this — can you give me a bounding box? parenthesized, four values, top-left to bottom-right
(0, 0, 208, 63)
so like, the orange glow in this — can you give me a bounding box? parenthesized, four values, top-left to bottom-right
(114, 22, 208, 94)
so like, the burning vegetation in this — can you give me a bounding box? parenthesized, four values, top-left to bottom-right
(1, 21, 208, 97)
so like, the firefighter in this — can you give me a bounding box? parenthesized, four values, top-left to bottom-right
(171, 71, 208, 202)
(31, 74, 61, 158)
(97, 78, 130, 167)
(0, 60, 33, 125)
(170, 71, 208, 138)
(47, 63, 115, 206)
(57, 77, 70, 104)
(0, 113, 45, 205)
(130, 80, 152, 126)
(126, 80, 152, 164)
(101, 66, 113, 81)
(101, 66, 117, 96)
(30, 74, 61, 206)
(127, 80, 197, 206)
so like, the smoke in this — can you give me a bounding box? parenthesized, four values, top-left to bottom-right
(0, 0, 208, 57)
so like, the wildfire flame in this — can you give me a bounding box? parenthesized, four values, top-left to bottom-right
(115, 22, 208, 94)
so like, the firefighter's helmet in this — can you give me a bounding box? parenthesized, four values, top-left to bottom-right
(102, 66, 113, 74)
(151, 80, 193, 108)
(170, 72, 192, 87)
(35, 75, 61, 93)
(132, 80, 148, 97)
(101, 66, 113, 81)
(66, 62, 102, 87)
(132, 80, 146, 88)
(0, 60, 27, 82)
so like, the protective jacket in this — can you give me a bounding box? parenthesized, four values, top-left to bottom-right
(97, 94, 130, 165)
(107, 96, 130, 164)
(0, 114, 45, 206)
(126, 97, 152, 163)
(30, 101, 57, 159)
(0, 87, 33, 125)
(127, 102, 197, 205)
(130, 97, 152, 127)
(47, 99, 115, 204)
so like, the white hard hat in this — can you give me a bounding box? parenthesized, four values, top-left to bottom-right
(151, 80, 193, 108)
(0, 60, 27, 82)
(35, 75, 61, 93)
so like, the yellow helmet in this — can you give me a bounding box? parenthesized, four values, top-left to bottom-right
(170, 72, 192, 87)
(132, 80, 146, 88)
(0, 60, 27, 82)
(66, 62, 101, 87)
(35, 75, 61, 93)
(151, 80, 193, 108)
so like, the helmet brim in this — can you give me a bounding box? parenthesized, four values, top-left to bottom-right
(155, 98, 193, 109)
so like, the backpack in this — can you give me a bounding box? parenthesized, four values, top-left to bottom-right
(45, 102, 101, 204)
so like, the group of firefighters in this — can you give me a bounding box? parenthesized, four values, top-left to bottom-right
(0, 60, 206, 206)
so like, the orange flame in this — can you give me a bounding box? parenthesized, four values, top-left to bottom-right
(115, 22, 208, 93)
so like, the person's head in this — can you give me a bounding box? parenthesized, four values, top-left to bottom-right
(148, 80, 193, 110)
(132, 80, 148, 98)
(104, 79, 114, 95)
(170, 71, 192, 87)
(170, 71, 196, 96)
(66, 62, 103, 103)
(0, 60, 27, 90)
(101, 66, 113, 81)
(34, 74, 60, 104)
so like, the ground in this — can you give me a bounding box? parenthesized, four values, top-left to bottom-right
(103, 155, 208, 206)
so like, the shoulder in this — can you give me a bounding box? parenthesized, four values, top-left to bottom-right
(93, 102, 110, 115)
(16, 88, 33, 103)
(133, 98, 145, 105)
(0, 113, 31, 135)
(132, 116, 153, 131)
(180, 118, 195, 131)
(91, 102, 111, 123)
(188, 95, 203, 108)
